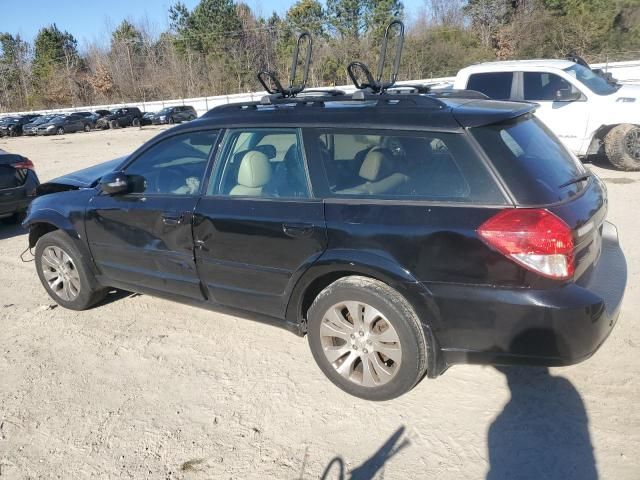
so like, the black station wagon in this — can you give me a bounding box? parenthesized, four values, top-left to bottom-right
(23, 88, 626, 400)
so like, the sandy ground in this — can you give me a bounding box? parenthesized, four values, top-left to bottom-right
(0, 128, 639, 480)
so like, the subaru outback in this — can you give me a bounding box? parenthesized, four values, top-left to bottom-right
(22, 88, 626, 400)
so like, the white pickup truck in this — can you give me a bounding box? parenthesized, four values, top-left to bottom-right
(453, 59, 640, 170)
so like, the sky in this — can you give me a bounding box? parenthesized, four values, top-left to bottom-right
(1, 0, 425, 46)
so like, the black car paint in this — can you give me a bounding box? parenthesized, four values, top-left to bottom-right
(24, 98, 626, 375)
(151, 106, 198, 125)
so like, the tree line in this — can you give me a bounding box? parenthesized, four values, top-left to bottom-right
(1, 0, 639, 112)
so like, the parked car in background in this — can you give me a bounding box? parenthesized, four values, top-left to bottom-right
(95, 107, 143, 129)
(453, 59, 640, 170)
(141, 111, 155, 126)
(94, 110, 111, 118)
(151, 105, 197, 124)
(73, 111, 99, 129)
(23, 115, 61, 136)
(0, 149, 39, 223)
(0, 114, 41, 137)
(36, 114, 90, 136)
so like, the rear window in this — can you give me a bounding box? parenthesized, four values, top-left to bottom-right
(307, 129, 507, 204)
(467, 72, 513, 100)
(472, 115, 587, 205)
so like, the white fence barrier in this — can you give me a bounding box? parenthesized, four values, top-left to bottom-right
(3, 60, 639, 118)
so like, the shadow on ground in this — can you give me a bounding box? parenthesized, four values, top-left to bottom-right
(0, 221, 25, 240)
(319, 426, 409, 480)
(487, 366, 597, 480)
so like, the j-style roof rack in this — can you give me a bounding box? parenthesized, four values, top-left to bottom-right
(257, 32, 312, 98)
(347, 20, 405, 94)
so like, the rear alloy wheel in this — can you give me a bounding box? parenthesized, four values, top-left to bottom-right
(604, 124, 640, 171)
(84, 123, 91, 132)
(168, 116, 175, 124)
(132, 117, 141, 128)
(35, 231, 107, 310)
(307, 276, 429, 401)
(109, 120, 118, 129)
(56, 127, 65, 135)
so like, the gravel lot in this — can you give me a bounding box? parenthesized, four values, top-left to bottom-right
(0, 128, 639, 479)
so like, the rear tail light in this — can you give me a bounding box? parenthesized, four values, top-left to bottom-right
(11, 158, 34, 170)
(477, 209, 574, 280)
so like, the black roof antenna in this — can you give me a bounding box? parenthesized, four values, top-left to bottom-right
(347, 20, 404, 94)
(257, 32, 312, 98)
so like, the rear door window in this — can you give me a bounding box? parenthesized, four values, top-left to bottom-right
(472, 115, 587, 204)
(467, 72, 514, 100)
(306, 129, 507, 204)
(523, 72, 578, 101)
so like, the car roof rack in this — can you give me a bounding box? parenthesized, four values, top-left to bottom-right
(257, 31, 312, 98)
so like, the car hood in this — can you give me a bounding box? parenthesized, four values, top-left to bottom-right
(42, 157, 126, 189)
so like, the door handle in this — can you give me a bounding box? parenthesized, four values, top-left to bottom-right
(162, 213, 184, 226)
(282, 223, 314, 238)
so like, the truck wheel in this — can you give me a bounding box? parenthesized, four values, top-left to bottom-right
(604, 124, 640, 171)
(84, 123, 91, 132)
(35, 231, 107, 310)
(132, 118, 141, 127)
(307, 276, 429, 401)
(109, 120, 118, 129)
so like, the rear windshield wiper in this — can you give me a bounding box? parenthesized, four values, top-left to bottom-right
(559, 173, 591, 189)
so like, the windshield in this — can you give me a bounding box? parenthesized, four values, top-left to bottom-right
(564, 64, 618, 96)
(110, 109, 120, 114)
(472, 115, 588, 205)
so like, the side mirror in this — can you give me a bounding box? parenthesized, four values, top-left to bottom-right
(99, 171, 129, 195)
(555, 88, 581, 102)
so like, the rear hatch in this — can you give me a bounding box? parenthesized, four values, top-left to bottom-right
(471, 114, 605, 282)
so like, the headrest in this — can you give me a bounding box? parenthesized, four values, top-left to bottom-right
(237, 150, 271, 188)
(254, 144, 277, 159)
(359, 148, 393, 181)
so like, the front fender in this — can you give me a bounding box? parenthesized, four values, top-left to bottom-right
(23, 190, 97, 274)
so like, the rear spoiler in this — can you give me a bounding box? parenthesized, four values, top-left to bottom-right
(452, 100, 538, 128)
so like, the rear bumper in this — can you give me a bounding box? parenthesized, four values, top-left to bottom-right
(429, 221, 626, 368)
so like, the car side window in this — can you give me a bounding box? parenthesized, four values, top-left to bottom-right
(124, 130, 218, 195)
(467, 72, 513, 100)
(308, 129, 506, 204)
(523, 72, 578, 101)
(209, 128, 310, 199)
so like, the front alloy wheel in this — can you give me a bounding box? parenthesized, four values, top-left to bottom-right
(40, 245, 81, 301)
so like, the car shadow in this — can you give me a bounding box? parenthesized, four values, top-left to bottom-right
(319, 426, 409, 480)
(0, 221, 26, 240)
(95, 289, 141, 308)
(487, 366, 597, 480)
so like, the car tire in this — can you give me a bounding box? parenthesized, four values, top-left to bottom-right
(109, 120, 118, 129)
(188, 115, 195, 121)
(604, 124, 640, 171)
(168, 116, 175, 124)
(307, 276, 429, 401)
(132, 118, 141, 128)
(84, 123, 91, 132)
(35, 230, 107, 311)
(56, 127, 65, 135)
